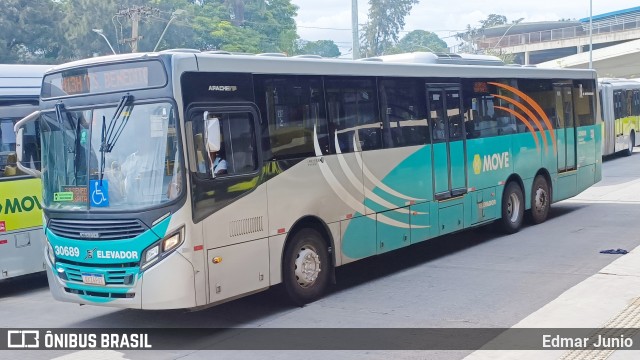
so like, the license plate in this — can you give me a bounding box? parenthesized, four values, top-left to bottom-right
(81, 273, 105, 286)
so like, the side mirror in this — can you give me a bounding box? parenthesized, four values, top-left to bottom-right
(204, 111, 221, 152)
(13, 110, 42, 178)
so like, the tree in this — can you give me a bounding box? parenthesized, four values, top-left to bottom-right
(386, 30, 447, 54)
(480, 14, 508, 29)
(360, 0, 419, 57)
(456, 13, 512, 54)
(485, 49, 517, 64)
(0, 0, 64, 63)
(296, 40, 341, 57)
(244, 0, 299, 54)
(190, 0, 298, 54)
(0, 0, 303, 63)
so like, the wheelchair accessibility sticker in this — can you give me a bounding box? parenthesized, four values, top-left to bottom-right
(90, 180, 110, 207)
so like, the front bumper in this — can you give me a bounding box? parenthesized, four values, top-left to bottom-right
(46, 249, 197, 310)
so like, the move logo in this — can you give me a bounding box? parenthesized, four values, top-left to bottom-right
(0, 196, 42, 215)
(473, 152, 510, 174)
(472, 154, 482, 175)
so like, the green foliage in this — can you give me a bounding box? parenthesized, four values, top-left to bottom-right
(0, 0, 301, 63)
(296, 40, 341, 58)
(386, 30, 447, 55)
(485, 49, 516, 64)
(360, 0, 419, 57)
(456, 13, 515, 54)
(0, 0, 64, 63)
(480, 14, 508, 29)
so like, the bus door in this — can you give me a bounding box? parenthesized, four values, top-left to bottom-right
(426, 84, 467, 200)
(554, 84, 577, 172)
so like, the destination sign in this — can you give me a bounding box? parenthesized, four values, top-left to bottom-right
(42, 60, 166, 98)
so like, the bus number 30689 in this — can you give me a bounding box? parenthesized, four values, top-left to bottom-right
(54, 246, 80, 257)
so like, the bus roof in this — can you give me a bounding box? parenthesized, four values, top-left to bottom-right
(0, 64, 52, 98)
(598, 77, 640, 86)
(43, 51, 599, 82)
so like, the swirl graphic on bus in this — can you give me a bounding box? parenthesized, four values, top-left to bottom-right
(488, 82, 557, 155)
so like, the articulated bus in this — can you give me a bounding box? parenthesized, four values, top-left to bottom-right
(0, 64, 49, 280)
(598, 78, 640, 156)
(14, 51, 601, 309)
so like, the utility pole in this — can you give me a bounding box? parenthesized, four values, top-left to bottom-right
(351, 0, 360, 59)
(589, 0, 593, 69)
(118, 6, 158, 52)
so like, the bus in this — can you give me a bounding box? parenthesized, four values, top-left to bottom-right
(598, 78, 640, 156)
(0, 64, 49, 280)
(14, 51, 601, 309)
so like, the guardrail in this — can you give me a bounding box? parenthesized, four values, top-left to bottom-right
(476, 16, 640, 50)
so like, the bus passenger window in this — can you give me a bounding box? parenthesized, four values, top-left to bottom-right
(256, 75, 330, 159)
(325, 77, 381, 152)
(378, 78, 429, 148)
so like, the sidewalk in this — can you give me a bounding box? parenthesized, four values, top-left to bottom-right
(464, 243, 640, 360)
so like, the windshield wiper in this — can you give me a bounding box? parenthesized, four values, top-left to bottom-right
(99, 94, 133, 184)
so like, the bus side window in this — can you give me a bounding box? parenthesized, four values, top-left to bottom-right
(192, 111, 258, 179)
(378, 78, 429, 148)
(1, 118, 40, 177)
(225, 113, 258, 174)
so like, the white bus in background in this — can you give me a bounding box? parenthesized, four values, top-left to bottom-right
(598, 78, 640, 156)
(0, 64, 49, 280)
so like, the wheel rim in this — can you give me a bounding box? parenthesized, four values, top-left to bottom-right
(534, 187, 547, 214)
(507, 192, 521, 223)
(294, 245, 321, 288)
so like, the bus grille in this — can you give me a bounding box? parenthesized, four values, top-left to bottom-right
(63, 266, 135, 286)
(48, 219, 147, 240)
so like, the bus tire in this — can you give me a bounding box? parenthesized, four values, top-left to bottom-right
(498, 182, 524, 234)
(624, 134, 634, 156)
(528, 175, 550, 225)
(282, 228, 330, 306)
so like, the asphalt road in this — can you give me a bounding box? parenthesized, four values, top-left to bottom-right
(2, 150, 640, 360)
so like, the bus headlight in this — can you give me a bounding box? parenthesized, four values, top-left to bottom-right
(145, 246, 160, 264)
(46, 239, 55, 265)
(162, 233, 181, 252)
(140, 227, 184, 270)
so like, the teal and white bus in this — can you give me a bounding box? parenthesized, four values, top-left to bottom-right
(14, 51, 601, 309)
(598, 78, 640, 156)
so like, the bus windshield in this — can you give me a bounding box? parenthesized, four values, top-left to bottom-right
(40, 101, 181, 211)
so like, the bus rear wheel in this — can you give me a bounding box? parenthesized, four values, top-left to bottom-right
(498, 182, 524, 234)
(624, 133, 634, 156)
(282, 228, 330, 306)
(528, 175, 550, 225)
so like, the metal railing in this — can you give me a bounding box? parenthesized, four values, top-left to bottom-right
(476, 15, 640, 49)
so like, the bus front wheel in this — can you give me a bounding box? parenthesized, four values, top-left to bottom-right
(528, 175, 550, 225)
(282, 228, 330, 306)
(498, 182, 524, 234)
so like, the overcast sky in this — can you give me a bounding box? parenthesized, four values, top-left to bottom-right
(291, 0, 638, 56)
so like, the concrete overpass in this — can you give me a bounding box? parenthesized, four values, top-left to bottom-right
(476, 6, 640, 67)
(536, 38, 640, 78)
